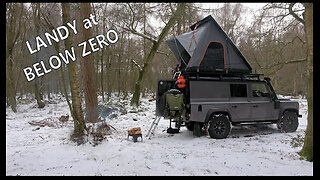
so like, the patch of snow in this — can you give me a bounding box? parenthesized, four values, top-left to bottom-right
(6, 94, 312, 176)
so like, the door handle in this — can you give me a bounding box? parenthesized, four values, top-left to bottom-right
(231, 105, 237, 108)
(253, 104, 259, 108)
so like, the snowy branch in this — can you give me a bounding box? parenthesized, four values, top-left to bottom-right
(156, 50, 169, 57)
(131, 59, 142, 71)
(288, 3, 305, 25)
(266, 58, 307, 69)
(121, 26, 157, 43)
(275, 35, 306, 46)
(257, 58, 307, 71)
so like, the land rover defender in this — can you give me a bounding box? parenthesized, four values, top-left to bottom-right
(153, 15, 301, 139)
(156, 73, 301, 139)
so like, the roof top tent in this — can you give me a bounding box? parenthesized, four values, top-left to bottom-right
(166, 15, 252, 76)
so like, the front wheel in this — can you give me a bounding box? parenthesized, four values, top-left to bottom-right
(277, 111, 298, 132)
(208, 115, 231, 139)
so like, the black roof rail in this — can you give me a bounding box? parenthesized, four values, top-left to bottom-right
(186, 73, 264, 81)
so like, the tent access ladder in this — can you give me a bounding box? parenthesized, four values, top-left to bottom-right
(146, 116, 162, 139)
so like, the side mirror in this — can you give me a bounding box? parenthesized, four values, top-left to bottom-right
(264, 77, 271, 83)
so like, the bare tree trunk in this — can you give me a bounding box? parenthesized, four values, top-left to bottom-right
(79, 3, 99, 123)
(130, 3, 186, 106)
(6, 3, 24, 113)
(300, 3, 313, 162)
(293, 78, 297, 96)
(6, 54, 17, 112)
(60, 64, 73, 113)
(62, 3, 86, 141)
(117, 33, 124, 98)
(32, 3, 45, 108)
(100, 49, 105, 102)
(39, 6, 73, 113)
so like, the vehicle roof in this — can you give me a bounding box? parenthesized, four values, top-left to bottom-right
(187, 74, 268, 83)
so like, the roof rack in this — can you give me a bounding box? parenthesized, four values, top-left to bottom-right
(187, 73, 264, 81)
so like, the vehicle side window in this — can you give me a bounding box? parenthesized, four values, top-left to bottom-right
(251, 83, 270, 98)
(230, 84, 247, 97)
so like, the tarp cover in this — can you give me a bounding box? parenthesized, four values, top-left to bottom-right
(166, 15, 252, 74)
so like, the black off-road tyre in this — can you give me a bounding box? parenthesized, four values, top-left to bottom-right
(193, 122, 203, 137)
(167, 127, 180, 134)
(186, 122, 194, 131)
(208, 115, 231, 139)
(277, 111, 299, 133)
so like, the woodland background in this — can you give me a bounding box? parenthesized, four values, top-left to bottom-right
(6, 3, 308, 103)
(6, 3, 313, 161)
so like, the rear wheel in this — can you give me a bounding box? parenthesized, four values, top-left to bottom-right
(186, 122, 194, 131)
(208, 114, 231, 139)
(277, 111, 298, 132)
(193, 122, 204, 137)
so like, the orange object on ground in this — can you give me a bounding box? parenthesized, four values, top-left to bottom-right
(127, 127, 143, 142)
(128, 127, 142, 135)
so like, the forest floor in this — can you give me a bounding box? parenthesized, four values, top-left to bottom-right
(6, 94, 313, 176)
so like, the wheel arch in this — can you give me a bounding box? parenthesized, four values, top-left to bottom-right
(204, 109, 231, 123)
(281, 108, 299, 116)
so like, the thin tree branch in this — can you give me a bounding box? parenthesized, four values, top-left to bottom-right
(264, 58, 307, 70)
(127, 3, 135, 30)
(13, 3, 24, 46)
(121, 26, 157, 43)
(156, 50, 169, 57)
(276, 35, 306, 46)
(251, 51, 263, 69)
(289, 3, 305, 25)
(39, 7, 55, 29)
(131, 59, 142, 71)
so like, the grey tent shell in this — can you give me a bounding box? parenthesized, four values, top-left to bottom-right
(166, 15, 252, 74)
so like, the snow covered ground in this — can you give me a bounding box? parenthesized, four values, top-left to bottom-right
(6, 94, 313, 176)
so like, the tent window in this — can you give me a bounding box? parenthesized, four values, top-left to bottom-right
(200, 42, 224, 70)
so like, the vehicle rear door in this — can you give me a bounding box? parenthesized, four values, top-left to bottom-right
(228, 83, 251, 122)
